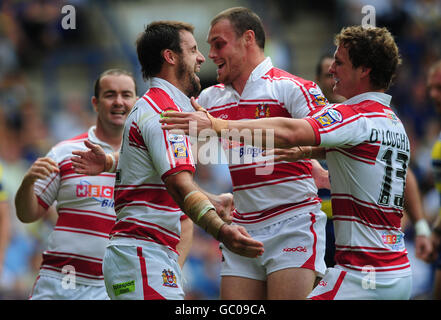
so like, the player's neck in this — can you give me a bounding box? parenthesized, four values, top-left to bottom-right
(94, 124, 123, 151)
(232, 52, 266, 95)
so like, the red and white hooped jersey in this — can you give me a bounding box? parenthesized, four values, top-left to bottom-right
(306, 92, 411, 278)
(35, 126, 116, 285)
(197, 57, 327, 229)
(109, 77, 195, 253)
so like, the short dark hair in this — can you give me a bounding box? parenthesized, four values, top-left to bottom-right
(94, 69, 137, 98)
(136, 21, 194, 80)
(211, 7, 266, 50)
(315, 53, 334, 78)
(335, 26, 401, 90)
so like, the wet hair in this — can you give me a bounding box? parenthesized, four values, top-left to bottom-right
(211, 7, 266, 50)
(315, 53, 334, 78)
(335, 25, 401, 90)
(136, 21, 194, 79)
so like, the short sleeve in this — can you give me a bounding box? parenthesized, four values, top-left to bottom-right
(305, 105, 370, 148)
(34, 148, 60, 209)
(142, 114, 195, 182)
(283, 80, 328, 119)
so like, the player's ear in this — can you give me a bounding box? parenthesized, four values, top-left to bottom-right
(360, 66, 372, 80)
(243, 30, 255, 47)
(91, 96, 99, 112)
(163, 49, 177, 65)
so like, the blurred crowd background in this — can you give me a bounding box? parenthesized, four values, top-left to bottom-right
(0, 0, 440, 300)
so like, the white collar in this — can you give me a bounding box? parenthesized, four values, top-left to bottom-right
(249, 57, 273, 82)
(149, 77, 193, 112)
(88, 126, 113, 151)
(343, 92, 392, 107)
(222, 57, 273, 93)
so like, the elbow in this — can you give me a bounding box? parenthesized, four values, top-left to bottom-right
(14, 196, 39, 224)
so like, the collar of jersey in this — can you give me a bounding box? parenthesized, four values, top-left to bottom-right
(149, 77, 193, 112)
(88, 126, 114, 152)
(343, 91, 392, 107)
(222, 56, 273, 95)
(249, 56, 273, 82)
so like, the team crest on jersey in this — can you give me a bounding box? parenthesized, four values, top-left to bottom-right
(314, 108, 343, 127)
(168, 134, 188, 159)
(162, 269, 178, 288)
(255, 104, 270, 118)
(309, 88, 327, 106)
(168, 133, 185, 143)
(384, 109, 400, 125)
(173, 142, 188, 158)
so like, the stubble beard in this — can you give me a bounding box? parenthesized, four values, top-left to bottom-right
(176, 58, 201, 98)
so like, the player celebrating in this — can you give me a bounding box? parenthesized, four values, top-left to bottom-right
(15, 69, 137, 299)
(76, 21, 263, 300)
(191, 7, 328, 300)
(73, 8, 329, 300)
(161, 25, 414, 299)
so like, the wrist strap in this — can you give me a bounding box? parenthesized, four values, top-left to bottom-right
(107, 153, 117, 173)
(415, 219, 431, 237)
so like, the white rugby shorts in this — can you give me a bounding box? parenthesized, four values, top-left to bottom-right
(220, 209, 327, 280)
(29, 274, 109, 300)
(307, 267, 412, 300)
(103, 243, 184, 300)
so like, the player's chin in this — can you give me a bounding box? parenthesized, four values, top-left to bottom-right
(108, 117, 127, 127)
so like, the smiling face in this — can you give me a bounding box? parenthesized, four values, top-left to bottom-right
(207, 18, 247, 86)
(175, 29, 205, 97)
(92, 74, 137, 129)
(317, 57, 346, 103)
(329, 45, 364, 99)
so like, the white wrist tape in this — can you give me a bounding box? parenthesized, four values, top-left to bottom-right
(415, 219, 431, 237)
(108, 153, 117, 173)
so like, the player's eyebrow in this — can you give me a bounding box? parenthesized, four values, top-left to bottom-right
(207, 35, 219, 44)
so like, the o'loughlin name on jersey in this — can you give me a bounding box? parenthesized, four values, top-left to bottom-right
(369, 128, 410, 152)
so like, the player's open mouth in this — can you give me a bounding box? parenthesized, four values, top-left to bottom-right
(217, 63, 225, 73)
(111, 111, 126, 115)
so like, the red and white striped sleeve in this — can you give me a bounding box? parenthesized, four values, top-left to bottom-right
(305, 104, 370, 148)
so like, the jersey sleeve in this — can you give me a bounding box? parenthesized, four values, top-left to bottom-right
(34, 148, 61, 209)
(142, 114, 195, 182)
(282, 80, 328, 119)
(305, 104, 370, 147)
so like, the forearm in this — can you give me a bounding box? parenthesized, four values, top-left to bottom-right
(177, 217, 194, 268)
(15, 179, 46, 223)
(165, 172, 226, 240)
(404, 169, 431, 236)
(219, 117, 316, 149)
(311, 146, 326, 159)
